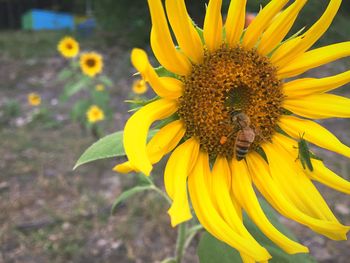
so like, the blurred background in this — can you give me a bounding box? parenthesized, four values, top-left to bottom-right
(0, 1, 350, 262)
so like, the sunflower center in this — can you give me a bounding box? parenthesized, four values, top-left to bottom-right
(86, 58, 96, 67)
(178, 45, 283, 159)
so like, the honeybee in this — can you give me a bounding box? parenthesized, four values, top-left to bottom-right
(233, 113, 255, 161)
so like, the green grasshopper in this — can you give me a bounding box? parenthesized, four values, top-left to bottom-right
(295, 133, 322, 172)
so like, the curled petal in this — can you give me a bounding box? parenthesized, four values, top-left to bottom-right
(124, 99, 177, 176)
(242, 0, 289, 49)
(114, 120, 185, 174)
(165, 137, 200, 226)
(258, 0, 307, 55)
(231, 158, 308, 254)
(211, 157, 266, 250)
(262, 140, 349, 240)
(271, 0, 342, 67)
(165, 0, 204, 63)
(247, 152, 349, 241)
(131, 48, 183, 98)
(283, 70, 350, 98)
(148, 0, 191, 75)
(188, 151, 271, 261)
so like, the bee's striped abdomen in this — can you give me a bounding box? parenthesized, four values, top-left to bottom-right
(235, 129, 255, 161)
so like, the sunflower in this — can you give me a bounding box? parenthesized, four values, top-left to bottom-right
(86, 105, 105, 123)
(80, 52, 103, 78)
(28, 92, 41, 106)
(57, 36, 80, 58)
(95, 84, 105, 92)
(132, 79, 148, 94)
(114, 0, 350, 261)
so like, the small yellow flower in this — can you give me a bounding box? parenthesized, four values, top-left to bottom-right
(132, 79, 148, 94)
(95, 84, 105, 92)
(28, 93, 41, 106)
(57, 36, 79, 58)
(86, 105, 105, 123)
(80, 52, 103, 78)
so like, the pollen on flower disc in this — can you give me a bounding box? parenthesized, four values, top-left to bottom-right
(178, 45, 283, 159)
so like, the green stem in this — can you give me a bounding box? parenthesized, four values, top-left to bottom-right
(151, 185, 172, 204)
(175, 222, 187, 263)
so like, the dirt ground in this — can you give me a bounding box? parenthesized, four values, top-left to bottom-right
(0, 31, 350, 263)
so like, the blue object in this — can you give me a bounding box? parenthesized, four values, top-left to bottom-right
(22, 9, 74, 31)
(77, 18, 96, 36)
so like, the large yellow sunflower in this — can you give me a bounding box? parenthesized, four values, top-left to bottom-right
(57, 36, 80, 58)
(114, 0, 350, 261)
(80, 52, 104, 78)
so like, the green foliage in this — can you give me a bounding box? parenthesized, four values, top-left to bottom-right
(60, 76, 91, 102)
(74, 131, 125, 169)
(198, 200, 316, 263)
(74, 129, 159, 169)
(0, 99, 21, 127)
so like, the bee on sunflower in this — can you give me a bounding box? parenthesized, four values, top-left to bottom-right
(80, 52, 104, 78)
(57, 36, 80, 58)
(113, 0, 350, 261)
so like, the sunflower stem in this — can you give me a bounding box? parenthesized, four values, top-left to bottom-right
(151, 185, 172, 204)
(175, 222, 187, 263)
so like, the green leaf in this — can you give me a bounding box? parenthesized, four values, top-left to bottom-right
(61, 77, 91, 101)
(74, 129, 159, 169)
(57, 68, 73, 81)
(198, 200, 316, 263)
(71, 99, 90, 121)
(98, 75, 114, 87)
(111, 185, 154, 213)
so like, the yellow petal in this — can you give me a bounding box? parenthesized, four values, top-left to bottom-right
(114, 119, 186, 174)
(164, 137, 199, 201)
(247, 151, 349, 240)
(271, 0, 342, 67)
(258, 0, 307, 55)
(225, 0, 246, 47)
(211, 156, 266, 250)
(204, 0, 223, 52)
(279, 115, 350, 158)
(131, 48, 183, 98)
(278, 42, 350, 79)
(165, 0, 204, 63)
(165, 137, 200, 226)
(283, 94, 350, 119)
(242, 0, 289, 49)
(307, 159, 350, 195)
(283, 70, 350, 98)
(113, 162, 137, 174)
(262, 139, 349, 240)
(231, 158, 308, 254)
(148, 0, 191, 76)
(124, 99, 177, 176)
(188, 151, 271, 261)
